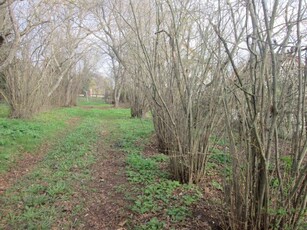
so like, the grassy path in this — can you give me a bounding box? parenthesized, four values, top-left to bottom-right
(0, 102, 216, 229)
(0, 102, 118, 228)
(0, 114, 99, 228)
(0, 117, 80, 195)
(0, 104, 151, 229)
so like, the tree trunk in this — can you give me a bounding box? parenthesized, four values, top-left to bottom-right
(64, 78, 73, 107)
(113, 86, 121, 108)
(130, 95, 147, 118)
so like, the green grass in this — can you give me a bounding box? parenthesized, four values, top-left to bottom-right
(0, 101, 202, 229)
(0, 115, 101, 229)
(0, 105, 77, 173)
(77, 96, 110, 107)
(0, 103, 9, 118)
(0, 97, 121, 173)
(0, 104, 137, 228)
(136, 217, 166, 230)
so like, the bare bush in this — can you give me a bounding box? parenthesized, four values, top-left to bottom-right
(119, 0, 225, 183)
(213, 0, 307, 229)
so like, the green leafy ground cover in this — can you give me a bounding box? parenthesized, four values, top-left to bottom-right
(0, 101, 202, 229)
(0, 105, 73, 173)
(112, 116, 202, 229)
(0, 98, 112, 173)
(0, 102, 110, 228)
(0, 119, 99, 228)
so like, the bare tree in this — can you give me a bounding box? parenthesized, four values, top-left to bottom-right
(1, 0, 93, 117)
(117, 0, 225, 183)
(0, 0, 20, 72)
(81, 0, 128, 107)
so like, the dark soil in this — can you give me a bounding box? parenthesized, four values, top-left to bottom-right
(75, 129, 132, 230)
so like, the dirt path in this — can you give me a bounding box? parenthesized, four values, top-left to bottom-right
(75, 129, 131, 230)
(0, 117, 80, 195)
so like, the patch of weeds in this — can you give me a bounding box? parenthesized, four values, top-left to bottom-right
(150, 154, 169, 162)
(127, 152, 201, 224)
(182, 192, 201, 205)
(17, 206, 57, 229)
(132, 180, 181, 214)
(126, 153, 165, 184)
(206, 162, 219, 176)
(211, 180, 223, 191)
(167, 206, 190, 222)
(270, 177, 280, 189)
(210, 136, 228, 146)
(280, 156, 292, 171)
(127, 153, 158, 171)
(47, 181, 71, 196)
(117, 118, 154, 153)
(209, 148, 231, 164)
(115, 184, 126, 193)
(116, 117, 202, 228)
(126, 155, 170, 184)
(136, 217, 165, 230)
(25, 183, 48, 194)
(23, 194, 50, 207)
(133, 195, 159, 214)
(129, 172, 201, 226)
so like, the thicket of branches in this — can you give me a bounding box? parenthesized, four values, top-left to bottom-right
(0, 0, 306, 229)
(213, 1, 307, 229)
(94, 0, 306, 228)
(0, 0, 94, 118)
